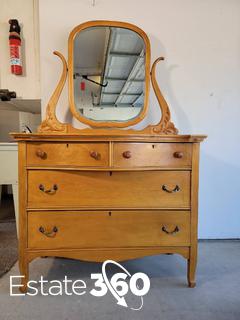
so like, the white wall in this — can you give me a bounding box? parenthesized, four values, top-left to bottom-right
(39, 0, 240, 239)
(0, 0, 40, 99)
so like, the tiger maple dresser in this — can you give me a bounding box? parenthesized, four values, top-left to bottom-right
(12, 20, 206, 292)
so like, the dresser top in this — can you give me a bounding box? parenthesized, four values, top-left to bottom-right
(10, 133, 206, 143)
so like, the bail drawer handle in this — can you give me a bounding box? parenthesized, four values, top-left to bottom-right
(162, 185, 180, 193)
(39, 226, 58, 238)
(162, 225, 180, 235)
(39, 184, 58, 194)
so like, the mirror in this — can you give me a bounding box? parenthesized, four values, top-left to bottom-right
(69, 22, 150, 127)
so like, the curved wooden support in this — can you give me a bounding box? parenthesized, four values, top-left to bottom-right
(38, 51, 68, 133)
(149, 57, 178, 134)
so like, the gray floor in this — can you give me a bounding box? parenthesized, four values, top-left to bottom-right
(0, 241, 239, 320)
(0, 221, 17, 276)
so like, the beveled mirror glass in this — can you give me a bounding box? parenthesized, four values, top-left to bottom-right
(68, 21, 150, 128)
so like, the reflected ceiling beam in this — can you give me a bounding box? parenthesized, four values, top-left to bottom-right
(98, 27, 111, 105)
(109, 52, 139, 58)
(102, 92, 140, 96)
(98, 103, 142, 107)
(74, 67, 102, 76)
(132, 92, 144, 106)
(105, 77, 144, 82)
(114, 49, 145, 105)
(99, 27, 116, 105)
(100, 28, 145, 107)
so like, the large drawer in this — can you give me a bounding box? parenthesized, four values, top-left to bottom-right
(27, 142, 109, 167)
(113, 143, 192, 168)
(27, 170, 190, 208)
(27, 211, 190, 249)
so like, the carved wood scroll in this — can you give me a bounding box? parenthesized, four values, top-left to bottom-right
(38, 51, 68, 133)
(147, 57, 178, 134)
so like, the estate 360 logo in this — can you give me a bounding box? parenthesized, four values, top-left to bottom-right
(10, 260, 150, 310)
(90, 260, 150, 310)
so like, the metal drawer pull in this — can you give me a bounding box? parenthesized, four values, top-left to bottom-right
(39, 226, 58, 238)
(162, 225, 179, 235)
(39, 184, 58, 194)
(162, 185, 180, 193)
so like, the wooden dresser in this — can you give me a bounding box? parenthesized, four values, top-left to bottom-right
(12, 20, 206, 292)
(13, 134, 205, 291)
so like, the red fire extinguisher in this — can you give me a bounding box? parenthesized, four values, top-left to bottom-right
(9, 19, 22, 75)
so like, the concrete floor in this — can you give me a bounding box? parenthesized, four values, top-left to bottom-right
(0, 240, 239, 320)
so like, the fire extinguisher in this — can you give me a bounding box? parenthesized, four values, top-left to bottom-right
(9, 19, 22, 75)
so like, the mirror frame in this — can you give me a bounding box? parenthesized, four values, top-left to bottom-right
(68, 20, 151, 128)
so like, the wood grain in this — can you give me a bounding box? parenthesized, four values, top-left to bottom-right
(38, 51, 68, 133)
(18, 142, 29, 293)
(113, 142, 192, 168)
(11, 133, 207, 143)
(27, 210, 190, 249)
(27, 142, 109, 167)
(149, 57, 178, 134)
(26, 247, 190, 263)
(27, 170, 191, 209)
(188, 143, 200, 288)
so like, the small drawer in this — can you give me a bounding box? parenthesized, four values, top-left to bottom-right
(27, 142, 109, 167)
(27, 170, 190, 209)
(27, 211, 190, 249)
(113, 143, 192, 168)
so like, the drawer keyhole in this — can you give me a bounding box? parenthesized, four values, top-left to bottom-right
(108, 211, 112, 217)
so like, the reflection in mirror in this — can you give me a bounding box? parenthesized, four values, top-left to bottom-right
(73, 26, 145, 122)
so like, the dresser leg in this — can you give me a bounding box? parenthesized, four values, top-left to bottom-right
(187, 257, 196, 288)
(19, 258, 29, 293)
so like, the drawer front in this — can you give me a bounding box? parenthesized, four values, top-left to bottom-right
(27, 170, 190, 208)
(113, 143, 192, 168)
(27, 142, 109, 167)
(28, 211, 190, 249)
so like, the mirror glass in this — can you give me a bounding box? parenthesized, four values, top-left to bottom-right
(73, 26, 146, 123)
